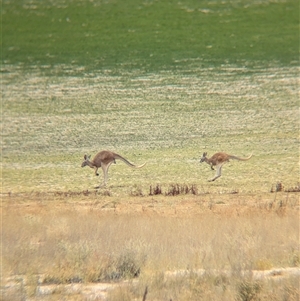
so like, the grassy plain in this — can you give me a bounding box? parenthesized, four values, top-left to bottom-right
(1, 0, 300, 300)
(2, 66, 299, 195)
(2, 0, 299, 72)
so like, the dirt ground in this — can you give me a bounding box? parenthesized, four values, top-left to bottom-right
(2, 190, 299, 217)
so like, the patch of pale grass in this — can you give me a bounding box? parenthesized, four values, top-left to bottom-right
(2, 196, 299, 299)
(107, 273, 300, 301)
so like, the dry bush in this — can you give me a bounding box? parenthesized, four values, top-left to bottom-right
(285, 183, 300, 193)
(165, 184, 198, 196)
(149, 184, 198, 196)
(149, 184, 162, 195)
(236, 280, 262, 301)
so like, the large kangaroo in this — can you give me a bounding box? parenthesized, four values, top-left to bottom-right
(200, 152, 252, 182)
(82, 150, 146, 187)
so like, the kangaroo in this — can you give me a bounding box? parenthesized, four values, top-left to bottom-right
(200, 152, 252, 182)
(81, 150, 146, 187)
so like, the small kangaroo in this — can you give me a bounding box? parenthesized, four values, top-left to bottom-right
(200, 152, 252, 182)
(81, 150, 146, 187)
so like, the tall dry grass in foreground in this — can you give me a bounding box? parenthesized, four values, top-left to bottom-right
(2, 196, 299, 300)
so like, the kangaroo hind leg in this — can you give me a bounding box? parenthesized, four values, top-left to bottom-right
(94, 163, 109, 189)
(209, 165, 222, 182)
(97, 161, 114, 188)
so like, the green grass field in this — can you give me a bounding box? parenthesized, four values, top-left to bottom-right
(2, 0, 299, 300)
(2, 0, 299, 73)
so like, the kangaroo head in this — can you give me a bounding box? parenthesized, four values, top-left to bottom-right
(81, 154, 91, 167)
(200, 152, 207, 163)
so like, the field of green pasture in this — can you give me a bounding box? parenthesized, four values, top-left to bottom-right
(2, 0, 298, 72)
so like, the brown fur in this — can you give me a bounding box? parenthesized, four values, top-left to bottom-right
(200, 152, 252, 181)
(81, 150, 146, 187)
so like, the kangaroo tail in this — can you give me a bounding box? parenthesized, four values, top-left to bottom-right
(114, 153, 146, 168)
(229, 154, 252, 161)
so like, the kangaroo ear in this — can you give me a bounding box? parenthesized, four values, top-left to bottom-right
(84, 154, 87, 160)
(203, 152, 207, 156)
(88, 155, 91, 159)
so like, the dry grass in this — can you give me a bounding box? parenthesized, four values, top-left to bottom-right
(1, 192, 299, 300)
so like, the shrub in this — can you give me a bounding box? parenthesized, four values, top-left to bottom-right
(236, 280, 262, 301)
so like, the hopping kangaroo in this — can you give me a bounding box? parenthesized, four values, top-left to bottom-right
(200, 152, 252, 182)
(81, 150, 146, 187)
